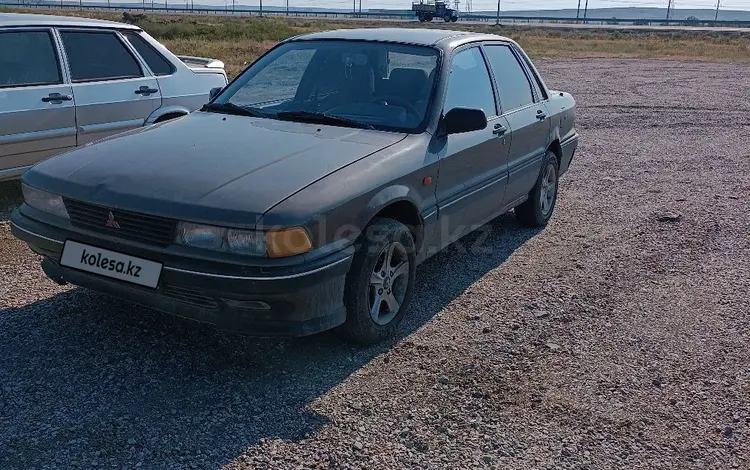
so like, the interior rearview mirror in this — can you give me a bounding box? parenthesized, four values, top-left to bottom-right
(443, 107, 488, 135)
(209, 87, 222, 100)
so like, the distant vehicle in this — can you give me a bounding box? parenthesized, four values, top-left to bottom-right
(0, 13, 228, 181)
(12, 28, 579, 345)
(412, 1, 458, 22)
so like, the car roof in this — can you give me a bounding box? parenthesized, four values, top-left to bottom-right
(291, 28, 509, 47)
(0, 12, 140, 30)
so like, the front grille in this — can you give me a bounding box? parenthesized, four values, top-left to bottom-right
(64, 199, 176, 247)
(161, 285, 219, 309)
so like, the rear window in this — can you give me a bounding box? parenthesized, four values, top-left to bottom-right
(124, 32, 174, 76)
(0, 31, 61, 88)
(60, 31, 143, 82)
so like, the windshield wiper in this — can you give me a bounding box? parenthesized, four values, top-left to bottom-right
(201, 102, 266, 118)
(275, 111, 374, 130)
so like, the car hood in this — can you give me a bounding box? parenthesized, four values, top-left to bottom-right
(24, 112, 406, 227)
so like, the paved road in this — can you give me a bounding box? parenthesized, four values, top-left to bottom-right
(7, 4, 750, 33)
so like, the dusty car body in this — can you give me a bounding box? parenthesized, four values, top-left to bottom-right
(0, 13, 228, 181)
(11, 28, 579, 344)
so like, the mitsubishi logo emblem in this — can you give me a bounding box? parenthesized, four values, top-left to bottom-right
(106, 211, 121, 229)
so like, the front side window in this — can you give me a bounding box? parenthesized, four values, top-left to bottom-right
(123, 32, 174, 76)
(60, 31, 142, 82)
(0, 31, 61, 88)
(443, 47, 497, 118)
(214, 40, 440, 133)
(482, 45, 535, 112)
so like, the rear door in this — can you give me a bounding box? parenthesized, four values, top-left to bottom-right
(0, 29, 76, 179)
(434, 46, 511, 249)
(482, 44, 550, 205)
(58, 29, 162, 145)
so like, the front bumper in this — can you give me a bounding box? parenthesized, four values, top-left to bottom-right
(11, 209, 353, 337)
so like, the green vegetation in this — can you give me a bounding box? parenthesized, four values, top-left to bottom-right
(5, 7, 750, 77)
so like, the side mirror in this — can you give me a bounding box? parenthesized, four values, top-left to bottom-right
(209, 87, 222, 100)
(443, 107, 488, 135)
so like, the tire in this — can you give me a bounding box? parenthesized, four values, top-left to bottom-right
(336, 217, 416, 345)
(515, 151, 560, 227)
(451, 16, 458, 22)
(425, 14, 433, 22)
(443, 14, 451, 22)
(417, 14, 425, 22)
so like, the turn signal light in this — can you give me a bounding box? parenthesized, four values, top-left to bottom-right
(266, 227, 313, 258)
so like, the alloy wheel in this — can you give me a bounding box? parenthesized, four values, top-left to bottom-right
(368, 241, 410, 326)
(539, 162, 557, 216)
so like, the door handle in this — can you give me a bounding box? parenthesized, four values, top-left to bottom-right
(536, 110, 548, 120)
(134, 86, 159, 95)
(492, 123, 507, 136)
(41, 93, 73, 103)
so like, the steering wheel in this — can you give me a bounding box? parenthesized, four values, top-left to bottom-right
(371, 95, 420, 116)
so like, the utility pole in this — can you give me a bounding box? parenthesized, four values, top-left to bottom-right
(495, 0, 500, 25)
(576, 0, 581, 20)
(666, 0, 674, 20)
(583, 0, 589, 20)
(358, 0, 361, 14)
(286, 0, 289, 15)
(714, 0, 720, 21)
(259, 0, 262, 17)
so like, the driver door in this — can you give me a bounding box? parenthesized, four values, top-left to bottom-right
(434, 46, 511, 249)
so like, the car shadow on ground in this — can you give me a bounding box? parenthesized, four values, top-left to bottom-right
(0, 213, 540, 469)
(0, 180, 23, 222)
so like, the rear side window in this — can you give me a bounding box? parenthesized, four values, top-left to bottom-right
(0, 31, 61, 88)
(443, 47, 497, 117)
(60, 31, 142, 82)
(124, 32, 174, 76)
(482, 45, 535, 112)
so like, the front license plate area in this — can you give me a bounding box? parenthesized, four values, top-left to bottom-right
(60, 240, 163, 288)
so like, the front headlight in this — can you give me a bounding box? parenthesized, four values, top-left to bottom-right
(176, 222, 225, 250)
(175, 222, 312, 258)
(175, 222, 267, 257)
(22, 184, 69, 219)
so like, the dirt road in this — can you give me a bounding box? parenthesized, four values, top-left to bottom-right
(0, 58, 748, 469)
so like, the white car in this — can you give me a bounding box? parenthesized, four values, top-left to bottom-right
(0, 13, 228, 181)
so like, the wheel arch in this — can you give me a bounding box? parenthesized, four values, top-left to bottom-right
(548, 138, 562, 166)
(360, 185, 425, 255)
(145, 106, 191, 125)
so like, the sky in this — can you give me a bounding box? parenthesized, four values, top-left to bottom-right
(254, 0, 750, 11)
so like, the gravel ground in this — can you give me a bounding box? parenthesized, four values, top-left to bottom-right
(1, 58, 749, 470)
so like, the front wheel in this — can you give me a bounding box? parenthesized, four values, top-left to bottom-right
(515, 151, 560, 227)
(336, 217, 416, 345)
(443, 14, 451, 22)
(450, 16, 458, 22)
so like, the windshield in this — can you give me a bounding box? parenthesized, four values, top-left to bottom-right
(212, 40, 441, 133)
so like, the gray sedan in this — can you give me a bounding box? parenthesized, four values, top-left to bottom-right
(11, 28, 579, 344)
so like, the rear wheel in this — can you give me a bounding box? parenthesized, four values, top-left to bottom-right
(450, 16, 458, 22)
(443, 14, 451, 22)
(337, 217, 416, 345)
(425, 14, 434, 22)
(515, 151, 560, 227)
